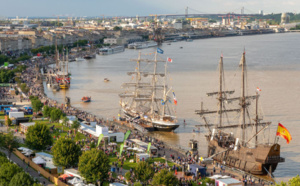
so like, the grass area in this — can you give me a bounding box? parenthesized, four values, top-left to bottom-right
(108, 155, 175, 170)
(44, 122, 86, 140)
(0, 111, 4, 119)
(148, 157, 175, 167)
(24, 114, 33, 118)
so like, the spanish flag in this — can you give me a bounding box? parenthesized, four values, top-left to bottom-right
(276, 123, 292, 144)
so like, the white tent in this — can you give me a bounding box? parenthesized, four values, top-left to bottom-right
(74, 182, 86, 186)
(132, 147, 140, 151)
(68, 177, 83, 185)
(32, 156, 46, 165)
(137, 149, 144, 152)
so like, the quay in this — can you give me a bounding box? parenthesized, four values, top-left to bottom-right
(15, 53, 276, 185)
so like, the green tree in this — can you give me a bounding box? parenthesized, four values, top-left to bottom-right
(0, 152, 6, 158)
(52, 138, 81, 168)
(31, 98, 44, 112)
(0, 132, 19, 158)
(134, 182, 142, 186)
(133, 161, 154, 184)
(50, 108, 63, 122)
(26, 122, 53, 150)
(125, 171, 135, 183)
(42, 105, 52, 117)
(5, 118, 12, 127)
(152, 169, 178, 186)
(79, 149, 110, 184)
(75, 132, 81, 142)
(9, 172, 34, 186)
(289, 175, 300, 186)
(0, 162, 22, 185)
(274, 175, 300, 186)
(71, 119, 81, 133)
(0, 156, 9, 165)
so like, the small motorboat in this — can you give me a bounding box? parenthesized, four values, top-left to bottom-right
(81, 96, 91, 102)
(104, 78, 110, 82)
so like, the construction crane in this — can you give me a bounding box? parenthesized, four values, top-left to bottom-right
(52, 15, 62, 27)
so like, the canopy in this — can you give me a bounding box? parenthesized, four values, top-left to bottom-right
(132, 147, 139, 151)
(59, 174, 73, 180)
(32, 156, 46, 165)
(74, 182, 86, 186)
(127, 147, 133, 150)
(108, 142, 117, 146)
(68, 177, 83, 185)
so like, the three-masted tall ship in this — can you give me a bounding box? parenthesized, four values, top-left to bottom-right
(54, 45, 71, 89)
(119, 51, 179, 131)
(195, 52, 284, 175)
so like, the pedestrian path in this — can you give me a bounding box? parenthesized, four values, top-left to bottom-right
(0, 126, 55, 186)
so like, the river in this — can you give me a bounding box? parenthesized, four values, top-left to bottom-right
(44, 33, 300, 181)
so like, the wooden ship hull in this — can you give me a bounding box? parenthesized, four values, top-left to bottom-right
(207, 138, 284, 175)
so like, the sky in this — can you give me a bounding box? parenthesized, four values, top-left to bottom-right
(0, 0, 299, 17)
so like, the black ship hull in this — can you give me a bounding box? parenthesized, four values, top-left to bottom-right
(152, 122, 180, 131)
(123, 110, 179, 132)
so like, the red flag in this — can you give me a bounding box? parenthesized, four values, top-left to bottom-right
(167, 57, 172, 63)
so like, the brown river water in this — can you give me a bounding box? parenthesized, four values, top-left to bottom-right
(44, 33, 300, 181)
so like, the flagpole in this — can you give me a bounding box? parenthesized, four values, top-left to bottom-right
(274, 123, 279, 145)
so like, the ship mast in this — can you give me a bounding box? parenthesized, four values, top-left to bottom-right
(133, 51, 141, 107)
(255, 90, 259, 147)
(55, 34, 59, 70)
(241, 51, 246, 146)
(162, 59, 167, 117)
(151, 51, 158, 117)
(218, 55, 223, 127)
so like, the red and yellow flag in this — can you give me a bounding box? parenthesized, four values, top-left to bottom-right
(276, 123, 292, 144)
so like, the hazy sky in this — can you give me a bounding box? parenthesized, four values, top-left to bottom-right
(0, 0, 298, 17)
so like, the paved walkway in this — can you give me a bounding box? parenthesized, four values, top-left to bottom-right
(0, 126, 55, 186)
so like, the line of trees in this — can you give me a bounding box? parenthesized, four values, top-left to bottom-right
(0, 149, 41, 185)
(0, 65, 26, 83)
(0, 54, 31, 66)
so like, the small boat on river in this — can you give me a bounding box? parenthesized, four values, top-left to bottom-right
(81, 96, 91, 103)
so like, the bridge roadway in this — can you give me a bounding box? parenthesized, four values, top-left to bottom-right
(104, 13, 262, 19)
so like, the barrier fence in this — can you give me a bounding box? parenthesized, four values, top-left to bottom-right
(14, 149, 68, 186)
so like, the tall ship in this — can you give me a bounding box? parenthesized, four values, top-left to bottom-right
(83, 41, 96, 59)
(119, 51, 179, 131)
(56, 49, 71, 89)
(195, 52, 284, 175)
(97, 45, 125, 55)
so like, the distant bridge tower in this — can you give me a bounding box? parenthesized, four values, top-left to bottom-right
(185, 7, 188, 18)
(241, 7, 244, 14)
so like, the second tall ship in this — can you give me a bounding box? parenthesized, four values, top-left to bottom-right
(195, 51, 284, 175)
(119, 51, 179, 131)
